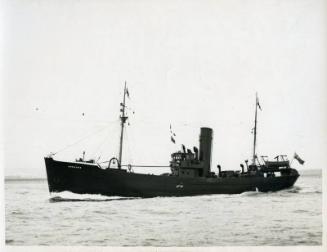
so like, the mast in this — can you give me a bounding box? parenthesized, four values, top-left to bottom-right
(252, 93, 258, 165)
(118, 81, 128, 168)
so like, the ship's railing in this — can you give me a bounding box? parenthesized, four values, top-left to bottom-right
(264, 160, 290, 168)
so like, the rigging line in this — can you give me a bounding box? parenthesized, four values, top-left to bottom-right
(124, 124, 134, 165)
(52, 124, 116, 156)
(89, 127, 112, 160)
(125, 165, 170, 168)
(133, 120, 196, 127)
(97, 161, 170, 168)
(290, 158, 294, 166)
(96, 123, 121, 161)
(18, 114, 120, 124)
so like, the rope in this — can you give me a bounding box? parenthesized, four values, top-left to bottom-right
(97, 160, 170, 168)
(19, 113, 119, 125)
(89, 124, 118, 160)
(290, 158, 294, 166)
(52, 124, 115, 156)
(125, 165, 170, 168)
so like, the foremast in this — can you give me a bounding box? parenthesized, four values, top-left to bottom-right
(118, 82, 128, 168)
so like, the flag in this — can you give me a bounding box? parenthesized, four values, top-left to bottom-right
(126, 88, 130, 98)
(294, 152, 305, 165)
(257, 99, 262, 110)
(170, 124, 177, 143)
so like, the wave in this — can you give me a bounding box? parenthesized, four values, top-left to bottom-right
(49, 191, 139, 203)
(288, 186, 321, 194)
(239, 190, 262, 197)
(49, 196, 139, 202)
(11, 210, 23, 215)
(283, 186, 301, 193)
(238, 185, 321, 197)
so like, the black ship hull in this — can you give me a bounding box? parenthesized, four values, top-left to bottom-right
(45, 157, 299, 198)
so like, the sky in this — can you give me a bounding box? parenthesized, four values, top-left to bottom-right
(2, 0, 326, 178)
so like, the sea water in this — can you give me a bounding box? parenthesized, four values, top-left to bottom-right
(5, 169, 322, 246)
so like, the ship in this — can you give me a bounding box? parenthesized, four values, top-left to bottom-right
(45, 84, 300, 197)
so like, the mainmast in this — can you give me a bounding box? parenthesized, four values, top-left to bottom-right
(252, 93, 258, 165)
(118, 82, 128, 168)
